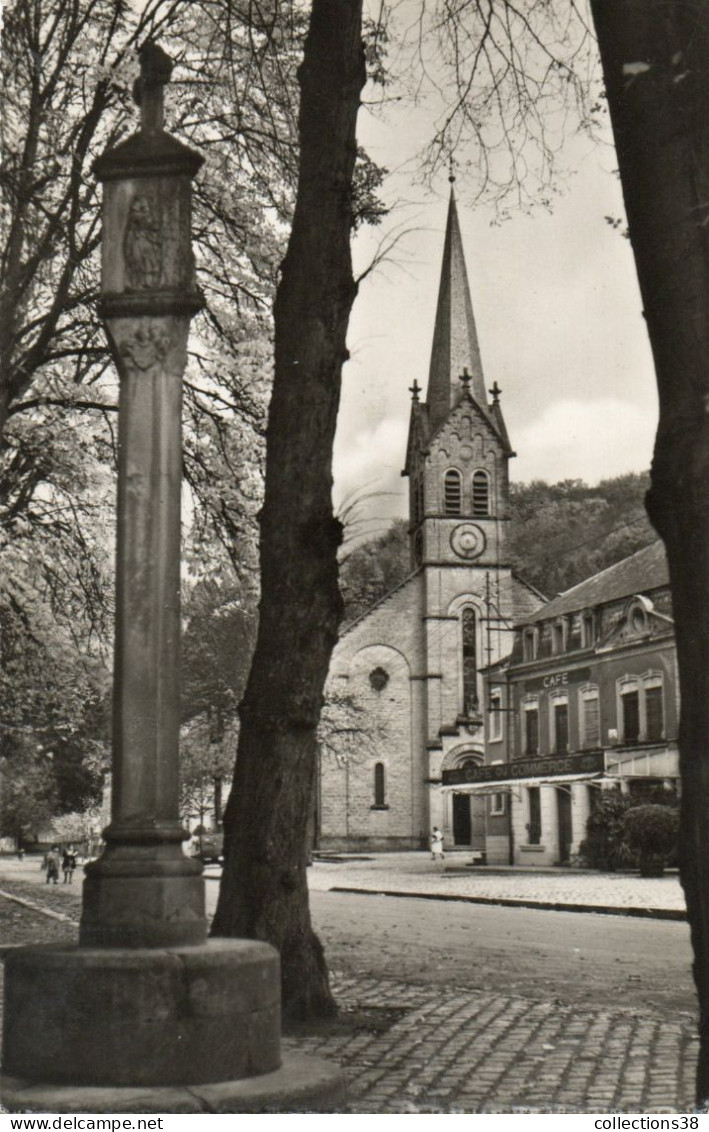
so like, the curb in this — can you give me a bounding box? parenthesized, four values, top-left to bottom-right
(329, 886, 687, 922)
(0, 887, 79, 926)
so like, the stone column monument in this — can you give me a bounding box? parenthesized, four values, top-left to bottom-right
(0, 44, 345, 1114)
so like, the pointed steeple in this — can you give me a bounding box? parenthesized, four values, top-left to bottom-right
(426, 185, 487, 433)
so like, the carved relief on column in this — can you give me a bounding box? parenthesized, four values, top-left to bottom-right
(124, 194, 163, 290)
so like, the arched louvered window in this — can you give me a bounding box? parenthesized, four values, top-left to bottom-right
(373, 762, 386, 807)
(472, 470, 490, 516)
(444, 469, 462, 515)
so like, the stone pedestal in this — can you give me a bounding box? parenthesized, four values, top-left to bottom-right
(1, 940, 346, 1113)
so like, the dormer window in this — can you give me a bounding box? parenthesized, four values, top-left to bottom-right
(553, 620, 566, 655)
(444, 469, 462, 514)
(523, 628, 538, 661)
(472, 470, 490, 517)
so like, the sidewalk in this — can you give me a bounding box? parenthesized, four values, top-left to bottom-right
(309, 853, 687, 920)
(0, 860, 699, 1113)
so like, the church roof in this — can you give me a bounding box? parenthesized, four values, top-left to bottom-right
(520, 540, 669, 625)
(426, 188, 488, 433)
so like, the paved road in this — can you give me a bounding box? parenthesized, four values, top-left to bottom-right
(202, 863, 697, 1017)
(0, 857, 699, 1112)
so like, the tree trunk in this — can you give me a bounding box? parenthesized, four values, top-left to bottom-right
(211, 0, 365, 1020)
(590, 0, 709, 1105)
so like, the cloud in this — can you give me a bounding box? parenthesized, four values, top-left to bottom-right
(512, 397, 657, 484)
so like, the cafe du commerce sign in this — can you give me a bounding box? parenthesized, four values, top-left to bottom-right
(442, 749, 605, 788)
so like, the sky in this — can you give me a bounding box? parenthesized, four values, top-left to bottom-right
(332, 49, 658, 534)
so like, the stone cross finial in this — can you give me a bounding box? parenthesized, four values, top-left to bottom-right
(409, 379, 421, 402)
(460, 367, 472, 394)
(448, 153, 456, 185)
(133, 42, 173, 133)
(489, 381, 502, 404)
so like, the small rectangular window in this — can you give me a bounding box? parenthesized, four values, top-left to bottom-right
(553, 623, 565, 654)
(646, 685, 664, 741)
(582, 693, 600, 748)
(554, 702, 569, 753)
(525, 707, 539, 754)
(524, 630, 536, 662)
(490, 792, 505, 816)
(527, 787, 541, 844)
(489, 691, 503, 742)
(622, 689, 640, 742)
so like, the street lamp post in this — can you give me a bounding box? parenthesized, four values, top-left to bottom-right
(0, 45, 345, 1113)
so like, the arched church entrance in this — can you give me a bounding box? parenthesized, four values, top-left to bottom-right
(445, 752, 486, 852)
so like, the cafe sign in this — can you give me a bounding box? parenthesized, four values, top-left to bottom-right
(522, 667, 591, 693)
(442, 749, 605, 787)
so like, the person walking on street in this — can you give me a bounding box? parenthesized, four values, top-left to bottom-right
(45, 846, 60, 885)
(430, 826, 445, 861)
(62, 846, 76, 884)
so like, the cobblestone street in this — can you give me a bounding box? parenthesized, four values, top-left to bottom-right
(0, 857, 700, 1113)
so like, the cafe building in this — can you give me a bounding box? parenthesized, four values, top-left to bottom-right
(442, 540, 679, 865)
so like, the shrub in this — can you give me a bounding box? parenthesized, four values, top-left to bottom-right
(623, 804, 678, 876)
(579, 790, 634, 870)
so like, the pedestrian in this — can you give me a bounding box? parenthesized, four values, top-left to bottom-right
(45, 846, 60, 885)
(430, 826, 445, 860)
(62, 846, 76, 884)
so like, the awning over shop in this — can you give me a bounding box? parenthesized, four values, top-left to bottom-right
(605, 747, 679, 780)
(440, 771, 604, 794)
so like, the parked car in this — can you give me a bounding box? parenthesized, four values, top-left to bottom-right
(196, 832, 224, 864)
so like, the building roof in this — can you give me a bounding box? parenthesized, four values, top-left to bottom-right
(511, 573, 548, 621)
(426, 187, 487, 433)
(521, 540, 669, 625)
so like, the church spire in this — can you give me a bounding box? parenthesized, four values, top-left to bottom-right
(425, 185, 487, 433)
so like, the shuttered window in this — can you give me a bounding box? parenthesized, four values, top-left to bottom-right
(472, 471, 489, 516)
(646, 685, 664, 741)
(444, 470, 462, 514)
(581, 692, 600, 748)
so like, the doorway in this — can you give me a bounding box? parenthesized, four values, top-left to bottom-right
(556, 788, 573, 864)
(452, 793, 471, 845)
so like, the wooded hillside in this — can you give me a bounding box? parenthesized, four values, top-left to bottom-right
(339, 472, 656, 621)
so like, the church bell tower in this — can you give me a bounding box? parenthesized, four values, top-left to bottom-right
(403, 180, 517, 820)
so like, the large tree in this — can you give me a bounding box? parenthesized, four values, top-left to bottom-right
(211, 0, 367, 1020)
(588, 0, 709, 1105)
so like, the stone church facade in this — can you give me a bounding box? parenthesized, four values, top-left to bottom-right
(318, 188, 544, 857)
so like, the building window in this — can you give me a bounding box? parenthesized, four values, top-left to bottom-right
(524, 700, 539, 754)
(527, 787, 541, 844)
(579, 685, 600, 748)
(582, 612, 596, 648)
(490, 792, 505, 816)
(462, 607, 478, 714)
(523, 628, 537, 662)
(489, 688, 503, 742)
(369, 667, 389, 692)
(552, 620, 566, 655)
(472, 470, 490, 516)
(373, 762, 386, 807)
(550, 692, 569, 753)
(620, 684, 640, 743)
(617, 674, 665, 744)
(645, 675, 664, 741)
(444, 469, 462, 514)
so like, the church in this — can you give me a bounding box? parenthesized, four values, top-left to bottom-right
(318, 185, 545, 859)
